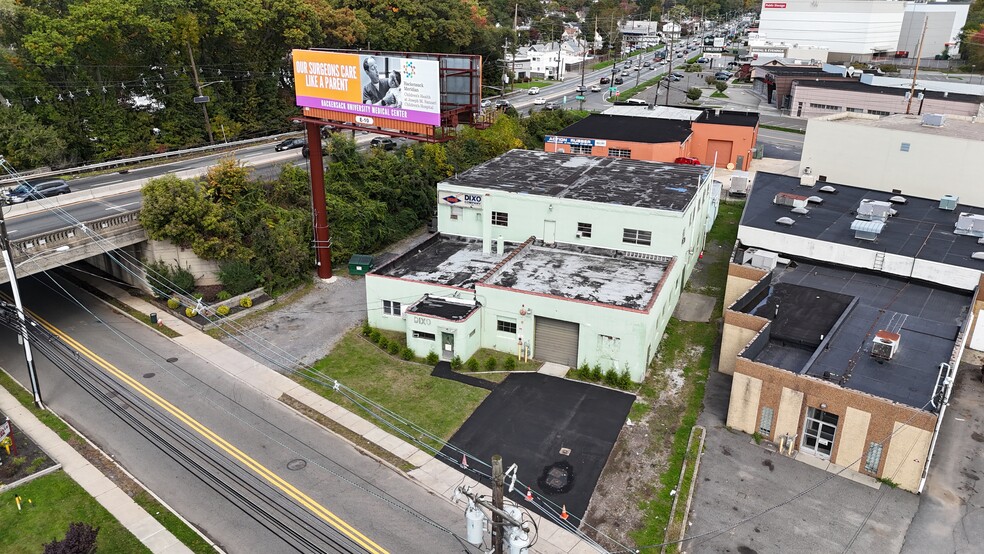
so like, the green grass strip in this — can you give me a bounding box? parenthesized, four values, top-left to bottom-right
(760, 124, 806, 135)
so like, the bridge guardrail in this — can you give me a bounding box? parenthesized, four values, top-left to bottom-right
(11, 209, 143, 260)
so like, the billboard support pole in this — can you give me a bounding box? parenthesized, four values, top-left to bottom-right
(306, 121, 333, 279)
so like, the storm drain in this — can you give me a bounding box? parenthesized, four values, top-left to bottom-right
(537, 460, 575, 494)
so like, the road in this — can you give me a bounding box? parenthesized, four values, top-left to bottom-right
(0, 274, 474, 553)
(756, 127, 804, 160)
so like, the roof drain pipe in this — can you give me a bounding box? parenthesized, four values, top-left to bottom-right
(919, 361, 954, 494)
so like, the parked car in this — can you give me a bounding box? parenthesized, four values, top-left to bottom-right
(533, 97, 546, 105)
(275, 137, 306, 152)
(370, 137, 397, 150)
(715, 72, 730, 81)
(674, 156, 701, 165)
(527, 87, 540, 95)
(671, 71, 685, 78)
(5, 178, 71, 204)
(667, 74, 683, 81)
(697, 57, 709, 63)
(590, 84, 601, 92)
(600, 76, 611, 84)
(543, 101, 560, 111)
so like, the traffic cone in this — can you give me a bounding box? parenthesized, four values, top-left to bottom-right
(460, 454, 468, 468)
(560, 505, 569, 520)
(525, 487, 533, 502)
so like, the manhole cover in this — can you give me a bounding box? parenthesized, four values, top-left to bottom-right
(166, 357, 178, 363)
(286, 459, 307, 471)
(537, 460, 575, 494)
(559, 447, 571, 456)
(142, 373, 155, 379)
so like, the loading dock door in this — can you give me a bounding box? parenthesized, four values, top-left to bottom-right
(707, 139, 734, 168)
(534, 317, 579, 367)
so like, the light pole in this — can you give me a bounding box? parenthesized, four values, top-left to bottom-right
(192, 80, 224, 145)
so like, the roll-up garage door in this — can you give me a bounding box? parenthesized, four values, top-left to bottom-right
(534, 317, 579, 367)
(706, 139, 734, 168)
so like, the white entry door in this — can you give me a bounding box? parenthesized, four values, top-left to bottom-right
(543, 220, 556, 244)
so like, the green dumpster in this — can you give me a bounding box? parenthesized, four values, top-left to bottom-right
(348, 254, 374, 276)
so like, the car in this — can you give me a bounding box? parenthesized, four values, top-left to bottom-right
(623, 98, 648, 105)
(543, 101, 560, 111)
(674, 156, 701, 165)
(494, 99, 511, 109)
(643, 61, 652, 67)
(274, 137, 306, 152)
(621, 70, 630, 76)
(697, 57, 709, 63)
(370, 137, 397, 150)
(533, 97, 546, 105)
(671, 71, 685, 78)
(590, 84, 601, 92)
(633, 66, 641, 72)
(4, 178, 71, 204)
(667, 74, 682, 81)
(614, 76, 624, 85)
(528, 87, 540, 95)
(575, 85, 587, 93)
(600, 76, 611, 84)
(480, 99, 492, 108)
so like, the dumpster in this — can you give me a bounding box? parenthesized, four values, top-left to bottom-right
(348, 254, 374, 276)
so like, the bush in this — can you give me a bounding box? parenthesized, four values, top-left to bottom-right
(576, 362, 591, 379)
(167, 298, 180, 310)
(400, 347, 415, 361)
(387, 341, 400, 355)
(590, 364, 603, 382)
(146, 259, 195, 296)
(704, 75, 716, 86)
(185, 307, 197, 318)
(361, 321, 372, 337)
(451, 355, 463, 369)
(369, 330, 382, 344)
(216, 290, 232, 301)
(618, 370, 633, 389)
(239, 296, 253, 308)
(503, 356, 517, 371)
(378, 336, 390, 350)
(604, 367, 619, 386)
(425, 351, 439, 364)
(715, 81, 728, 93)
(7, 456, 26, 471)
(466, 358, 480, 372)
(216, 305, 230, 316)
(44, 522, 99, 554)
(218, 259, 259, 296)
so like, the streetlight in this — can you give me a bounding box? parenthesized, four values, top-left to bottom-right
(193, 80, 224, 145)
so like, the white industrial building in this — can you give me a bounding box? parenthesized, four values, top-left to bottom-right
(364, 150, 719, 381)
(898, 2, 970, 58)
(758, 0, 906, 60)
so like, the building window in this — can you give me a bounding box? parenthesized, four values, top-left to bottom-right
(809, 103, 840, 111)
(900, 142, 910, 152)
(497, 319, 517, 334)
(868, 109, 890, 116)
(570, 144, 592, 155)
(864, 442, 883, 474)
(681, 229, 687, 245)
(609, 147, 631, 159)
(577, 222, 592, 238)
(759, 407, 774, 436)
(623, 228, 652, 246)
(846, 107, 864, 113)
(413, 330, 436, 341)
(383, 300, 401, 316)
(492, 211, 508, 226)
(450, 206, 462, 220)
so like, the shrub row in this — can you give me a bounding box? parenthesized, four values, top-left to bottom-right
(571, 362, 634, 389)
(361, 322, 415, 361)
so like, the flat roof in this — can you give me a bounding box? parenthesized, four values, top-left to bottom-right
(792, 79, 982, 103)
(444, 149, 707, 212)
(553, 114, 693, 144)
(813, 112, 984, 141)
(741, 172, 984, 272)
(407, 296, 478, 321)
(741, 263, 969, 410)
(375, 234, 672, 311)
(486, 244, 669, 310)
(602, 105, 703, 120)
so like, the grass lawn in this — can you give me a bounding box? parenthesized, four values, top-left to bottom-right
(303, 329, 493, 451)
(710, 91, 729, 98)
(0, 471, 150, 553)
(513, 80, 551, 90)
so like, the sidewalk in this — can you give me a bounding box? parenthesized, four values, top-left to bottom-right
(35, 273, 602, 554)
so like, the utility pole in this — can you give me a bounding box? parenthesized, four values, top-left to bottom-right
(906, 19, 928, 115)
(512, 3, 518, 93)
(666, 25, 675, 106)
(579, 39, 587, 110)
(492, 455, 505, 554)
(185, 42, 214, 145)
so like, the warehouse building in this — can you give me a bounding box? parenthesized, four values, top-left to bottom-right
(788, 80, 983, 119)
(365, 150, 718, 381)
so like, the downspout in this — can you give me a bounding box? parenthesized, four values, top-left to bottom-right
(918, 362, 954, 493)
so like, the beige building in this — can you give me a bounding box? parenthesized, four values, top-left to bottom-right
(789, 80, 983, 119)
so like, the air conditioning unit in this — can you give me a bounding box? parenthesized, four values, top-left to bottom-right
(871, 330, 900, 360)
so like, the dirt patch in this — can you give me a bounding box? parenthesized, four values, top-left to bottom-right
(0, 413, 57, 484)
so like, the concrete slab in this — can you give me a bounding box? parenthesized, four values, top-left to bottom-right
(672, 291, 716, 322)
(71, 463, 116, 497)
(407, 450, 435, 467)
(538, 362, 570, 377)
(361, 426, 389, 443)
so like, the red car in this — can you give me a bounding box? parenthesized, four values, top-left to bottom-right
(674, 156, 701, 165)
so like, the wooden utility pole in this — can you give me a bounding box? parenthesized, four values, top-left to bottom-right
(492, 455, 504, 554)
(512, 3, 518, 92)
(906, 19, 928, 115)
(186, 42, 214, 144)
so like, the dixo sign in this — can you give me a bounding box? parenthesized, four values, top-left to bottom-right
(413, 316, 432, 326)
(441, 192, 483, 207)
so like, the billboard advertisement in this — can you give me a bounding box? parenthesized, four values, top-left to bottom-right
(292, 49, 441, 126)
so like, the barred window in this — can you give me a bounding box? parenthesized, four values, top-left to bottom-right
(846, 107, 864, 113)
(864, 442, 883, 474)
(868, 109, 890, 116)
(492, 211, 508, 226)
(497, 319, 517, 334)
(623, 228, 652, 246)
(809, 103, 840, 110)
(577, 222, 592, 238)
(383, 300, 401, 316)
(900, 142, 910, 152)
(450, 206, 462, 220)
(609, 147, 631, 159)
(413, 330, 435, 341)
(570, 144, 592, 155)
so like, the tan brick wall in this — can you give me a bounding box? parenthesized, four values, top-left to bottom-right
(724, 263, 769, 309)
(837, 407, 872, 472)
(882, 423, 933, 492)
(143, 240, 221, 286)
(719, 310, 769, 375)
(728, 372, 763, 434)
(774, 387, 804, 440)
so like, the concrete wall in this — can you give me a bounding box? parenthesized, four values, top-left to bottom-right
(801, 115, 984, 209)
(724, 263, 769, 309)
(774, 386, 804, 440)
(789, 83, 980, 119)
(727, 372, 762, 433)
(720, 310, 768, 375)
(899, 3, 969, 58)
(142, 239, 221, 286)
(882, 422, 933, 491)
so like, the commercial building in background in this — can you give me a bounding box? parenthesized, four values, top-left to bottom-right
(747, 39, 829, 63)
(788, 80, 983, 118)
(620, 20, 662, 51)
(364, 150, 719, 381)
(898, 2, 970, 59)
(543, 106, 759, 171)
(751, 65, 855, 110)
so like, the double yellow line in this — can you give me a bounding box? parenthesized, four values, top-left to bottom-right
(33, 310, 388, 554)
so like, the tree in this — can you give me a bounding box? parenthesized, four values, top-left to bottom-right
(686, 87, 703, 103)
(715, 80, 729, 93)
(0, 105, 66, 168)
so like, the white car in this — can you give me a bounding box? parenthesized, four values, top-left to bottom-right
(533, 97, 546, 105)
(590, 84, 601, 92)
(528, 87, 540, 95)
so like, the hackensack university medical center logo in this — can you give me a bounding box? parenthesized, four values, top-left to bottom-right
(402, 60, 417, 80)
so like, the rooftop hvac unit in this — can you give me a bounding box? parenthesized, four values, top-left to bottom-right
(774, 192, 809, 208)
(955, 212, 984, 237)
(743, 248, 779, 270)
(776, 217, 795, 226)
(922, 113, 945, 127)
(871, 330, 900, 360)
(972, 252, 984, 260)
(857, 199, 892, 222)
(819, 185, 837, 194)
(799, 173, 817, 187)
(939, 195, 959, 211)
(730, 174, 750, 196)
(851, 219, 885, 241)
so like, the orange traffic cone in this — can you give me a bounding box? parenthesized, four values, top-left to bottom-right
(525, 487, 533, 502)
(560, 505, 569, 520)
(460, 454, 468, 468)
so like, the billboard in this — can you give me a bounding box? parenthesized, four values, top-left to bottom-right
(292, 49, 441, 126)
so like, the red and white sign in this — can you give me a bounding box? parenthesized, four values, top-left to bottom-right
(0, 419, 10, 441)
(764, 2, 787, 8)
